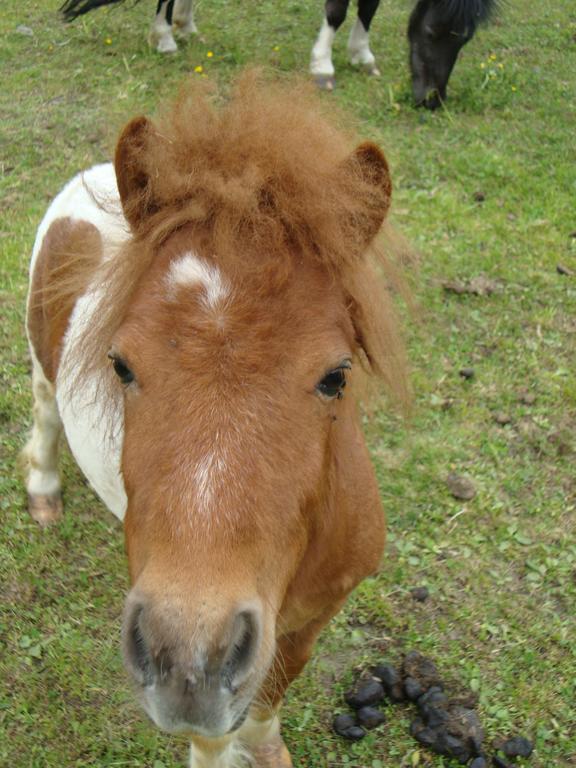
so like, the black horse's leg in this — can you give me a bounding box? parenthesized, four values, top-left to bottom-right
(310, 0, 351, 90)
(149, 0, 178, 53)
(348, 0, 381, 75)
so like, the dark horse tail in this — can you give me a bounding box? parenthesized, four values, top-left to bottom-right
(60, 0, 136, 22)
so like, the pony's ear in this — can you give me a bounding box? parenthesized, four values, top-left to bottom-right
(342, 141, 392, 252)
(114, 116, 159, 231)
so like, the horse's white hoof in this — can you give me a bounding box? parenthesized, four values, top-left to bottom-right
(365, 64, 381, 77)
(28, 493, 63, 527)
(313, 75, 336, 92)
(157, 37, 178, 54)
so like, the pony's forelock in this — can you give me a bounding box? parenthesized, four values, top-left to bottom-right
(65, 71, 409, 410)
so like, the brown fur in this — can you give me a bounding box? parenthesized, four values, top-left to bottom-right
(27, 217, 102, 382)
(33, 72, 412, 758)
(53, 71, 408, 408)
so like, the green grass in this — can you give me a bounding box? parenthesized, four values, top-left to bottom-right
(1, 1, 575, 766)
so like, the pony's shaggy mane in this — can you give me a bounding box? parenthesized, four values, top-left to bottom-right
(68, 72, 410, 408)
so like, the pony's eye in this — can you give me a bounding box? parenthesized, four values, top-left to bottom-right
(109, 354, 135, 385)
(316, 364, 350, 400)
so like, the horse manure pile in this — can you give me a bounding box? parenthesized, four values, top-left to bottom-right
(332, 651, 534, 766)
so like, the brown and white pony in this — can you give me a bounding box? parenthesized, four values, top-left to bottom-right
(22, 73, 407, 767)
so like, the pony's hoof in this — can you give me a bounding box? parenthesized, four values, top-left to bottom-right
(313, 75, 336, 92)
(251, 738, 293, 767)
(150, 34, 179, 54)
(364, 64, 381, 77)
(28, 493, 63, 527)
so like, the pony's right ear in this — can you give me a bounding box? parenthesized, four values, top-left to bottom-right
(114, 116, 159, 231)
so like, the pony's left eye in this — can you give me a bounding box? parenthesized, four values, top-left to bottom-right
(108, 354, 135, 385)
(316, 363, 351, 400)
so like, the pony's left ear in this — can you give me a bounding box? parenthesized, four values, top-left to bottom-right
(342, 141, 392, 252)
(114, 116, 159, 231)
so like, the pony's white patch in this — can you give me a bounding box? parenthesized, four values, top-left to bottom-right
(193, 447, 229, 515)
(29, 163, 129, 521)
(167, 253, 229, 308)
(347, 18, 376, 69)
(310, 18, 336, 77)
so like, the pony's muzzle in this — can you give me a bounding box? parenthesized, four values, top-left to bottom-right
(121, 593, 264, 737)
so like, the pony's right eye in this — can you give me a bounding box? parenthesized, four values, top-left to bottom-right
(108, 354, 135, 385)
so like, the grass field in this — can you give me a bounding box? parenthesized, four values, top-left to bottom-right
(1, 1, 575, 766)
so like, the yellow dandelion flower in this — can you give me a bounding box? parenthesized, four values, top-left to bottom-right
(272, 45, 280, 52)
(194, 65, 203, 73)
(511, 85, 517, 91)
(480, 62, 486, 69)
(48, 44, 54, 51)
(498, 62, 504, 69)
(489, 53, 497, 61)
(105, 37, 112, 45)
(206, 51, 214, 58)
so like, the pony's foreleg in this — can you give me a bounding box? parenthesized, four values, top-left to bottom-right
(173, 0, 198, 37)
(348, 0, 381, 76)
(22, 362, 63, 526)
(240, 711, 292, 767)
(149, 0, 178, 54)
(310, 0, 350, 90)
(188, 736, 238, 768)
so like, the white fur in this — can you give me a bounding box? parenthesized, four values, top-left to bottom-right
(347, 18, 377, 70)
(174, 0, 198, 36)
(27, 164, 129, 520)
(310, 18, 336, 77)
(149, 1, 178, 53)
(23, 361, 62, 497)
(167, 253, 229, 307)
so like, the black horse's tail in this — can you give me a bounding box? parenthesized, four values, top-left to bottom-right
(60, 0, 137, 22)
(438, 0, 498, 30)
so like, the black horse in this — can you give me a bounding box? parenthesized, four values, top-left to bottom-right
(61, 0, 496, 108)
(311, 0, 497, 108)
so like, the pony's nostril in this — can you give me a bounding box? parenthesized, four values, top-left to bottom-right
(223, 609, 261, 688)
(124, 606, 155, 686)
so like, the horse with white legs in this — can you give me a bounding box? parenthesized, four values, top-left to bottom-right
(61, 0, 197, 53)
(23, 73, 408, 766)
(310, 0, 497, 107)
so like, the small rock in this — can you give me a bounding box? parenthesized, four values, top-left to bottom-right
(442, 275, 498, 297)
(356, 706, 386, 729)
(345, 679, 384, 709)
(501, 735, 534, 758)
(332, 713, 356, 736)
(16, 24, 34, 36)
(342, 725, 366, 741)
(470, 758, 488, 768)
(404, 676, 424, 701)
(446, 473, 476, 501)
(473, 191, 486, 202)
(494, 412, 512, 426)
(372, 663, 404, 702)
(556, 264, 572, 276)
(410, 586, 429, 602)
(459, 367, 475, 380)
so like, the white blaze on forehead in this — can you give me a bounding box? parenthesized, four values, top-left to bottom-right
(166, 252, 229, 307)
